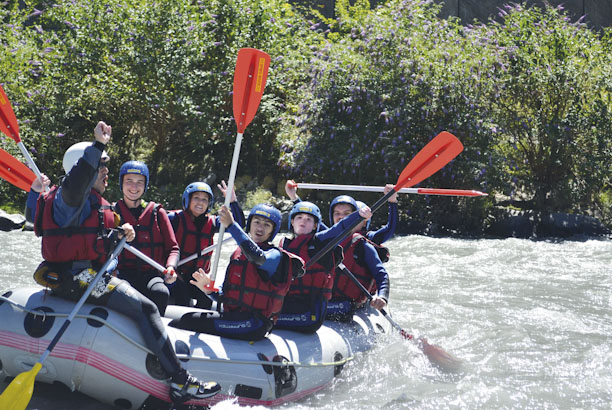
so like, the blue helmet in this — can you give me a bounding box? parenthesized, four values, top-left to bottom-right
(329, 195, 357, 225)
(289, 201, 321, 232)
(182, 182, 214, 211)
(356, 200, 371, 231)
(119, 160, 149, 193)
(247, 203, 282, 241)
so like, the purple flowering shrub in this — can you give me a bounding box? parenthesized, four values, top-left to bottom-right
(0, 0, 322, 207)
(280, 0, 499, 234)
(470, 4, 612, 218)
(280, 0, 612, 232)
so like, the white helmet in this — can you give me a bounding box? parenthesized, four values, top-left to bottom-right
(62, 141, 109, 174)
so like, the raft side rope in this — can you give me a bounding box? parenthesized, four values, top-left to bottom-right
(0, 295, 354, 368)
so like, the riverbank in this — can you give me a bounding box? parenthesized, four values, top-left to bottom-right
(2, 206, 610, 239)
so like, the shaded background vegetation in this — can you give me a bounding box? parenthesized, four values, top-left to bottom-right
(1, 0, 611, 234)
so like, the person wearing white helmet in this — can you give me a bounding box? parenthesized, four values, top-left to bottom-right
(32, 121, 220, 403)
(167, 180, 245, 308)
(24, 141, 110, 223)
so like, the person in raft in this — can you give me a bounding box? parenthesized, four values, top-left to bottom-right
(168, 203, 304, 341)
(167, 180, 245, 309)
(284, 180, 398, 244)
(325, 195, 390, 321)
(112, 160, 179, 316)
(32, 122, 220, 403)
(274, 200, 372, 333)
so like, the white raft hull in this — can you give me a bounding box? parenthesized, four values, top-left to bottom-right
(0, 287, 391, 408)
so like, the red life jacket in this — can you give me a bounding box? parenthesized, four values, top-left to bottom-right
(34, 186, 116, 264)
(114, 200, 165, 273)
(333, 233, 390, 305)
(222, 245, 303, 318)
(281, 234, 341, 301)
(171, 211, 214, 274)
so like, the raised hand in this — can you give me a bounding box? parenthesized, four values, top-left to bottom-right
(217, 180, 237, 202)
(285, 179, 298, 200)
(384, 184, 398, 203)
(93, 121, 111, 145)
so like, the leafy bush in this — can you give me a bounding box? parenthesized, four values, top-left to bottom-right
(279, 0, 499, 234)
(2, 0, 611, 234)
(1, 0, 323, 208)
(472, 4, 612, 215)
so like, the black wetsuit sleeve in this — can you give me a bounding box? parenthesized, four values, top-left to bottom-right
(60, 141, 104, 207)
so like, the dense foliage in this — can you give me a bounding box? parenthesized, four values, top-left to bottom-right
(1, 0, 323, 206)
(1, 0, 611, 233)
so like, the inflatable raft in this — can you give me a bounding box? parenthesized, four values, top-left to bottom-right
(0, 287, 391, 408)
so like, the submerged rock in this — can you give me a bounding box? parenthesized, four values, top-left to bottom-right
(0, 209, 25, 232)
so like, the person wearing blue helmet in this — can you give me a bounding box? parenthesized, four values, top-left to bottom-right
(274, 200, 373, 333)
(285, 180, 398, 244)
(113, 160, 179, 316)
(167, 180, 245, 308)
(168, 203, 304, 341)
(326, 195, 391, 321)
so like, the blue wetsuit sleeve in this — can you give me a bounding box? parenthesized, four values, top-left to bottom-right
(25, 189, 40, 223)
(362, 241, 390, 301)
(367, 202, 398, 245)
(259, 249, 281, 278)
(315, 211, 363, 243)
(167, 211, 176, 224)
(229, 201, 245, 228)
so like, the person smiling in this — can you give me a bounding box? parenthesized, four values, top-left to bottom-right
(167, 180, 245, 309)
(112, 160, 179, 316)
(32, 122, 219, 403)
(274, 201, 372, 333)
(169, 203, 304, 341)
(325, 195, 390, 321)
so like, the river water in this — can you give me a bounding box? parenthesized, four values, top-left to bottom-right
(1, 230, 611, 409)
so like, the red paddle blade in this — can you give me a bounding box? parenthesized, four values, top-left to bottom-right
(0, 148, 35, 191)
(232, 48, 271, 134)
(0, 85, 20, 142)
(396, 131, 463, 190)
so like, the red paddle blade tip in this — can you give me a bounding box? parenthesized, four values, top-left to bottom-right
(0, 148, 35, 191)
(232, 48, 271, 134)
(395, 131, 463, 190)
(0, 85, 20, 142)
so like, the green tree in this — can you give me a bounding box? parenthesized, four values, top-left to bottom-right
(1, 0, 323, 207)
(476, 4, 612, 215)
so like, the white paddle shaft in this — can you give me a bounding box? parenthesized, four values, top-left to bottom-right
(209, 132, 243, 282)
(124, 243, 165, 273)
(177, 235, 233, 266)
(296, 183, 486, 196)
